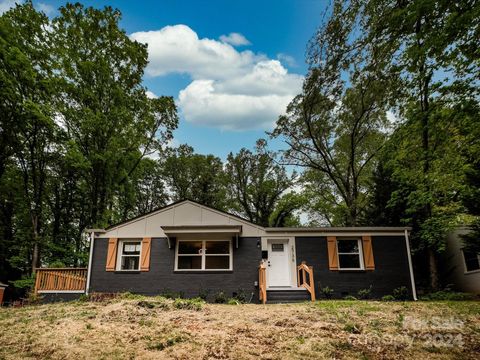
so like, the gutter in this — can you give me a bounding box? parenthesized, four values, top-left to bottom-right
(404, 229, 418, 301)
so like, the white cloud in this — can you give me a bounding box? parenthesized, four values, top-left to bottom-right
(219, 32, 251, 46)
(0, 0, 17, 14)
(178, 79, 295, 130)
(277, 53, 297, 68)
(130, 25, 303, 130)
(145, 90, 158, 99)
(37, 2, 54, 15)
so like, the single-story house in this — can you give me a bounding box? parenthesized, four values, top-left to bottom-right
(440, 227, 480, 294)
(35, 200, 417, 303)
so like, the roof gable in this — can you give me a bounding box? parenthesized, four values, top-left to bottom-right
(102, 200, 264, 238)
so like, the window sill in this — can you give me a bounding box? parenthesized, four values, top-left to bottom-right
(114, 270, 141, 274)
(464, 269, 480, 275)
(173, 270, 233, 274)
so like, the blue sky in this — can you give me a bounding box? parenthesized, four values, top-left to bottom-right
(2, 0, 328, 159)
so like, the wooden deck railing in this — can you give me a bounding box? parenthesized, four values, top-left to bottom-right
(34, 268, 87, 294)
(258, 261, 267, 304)
(297, 262, 315, 301)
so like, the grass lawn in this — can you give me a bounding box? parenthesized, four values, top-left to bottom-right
(0, 297, 479, 359)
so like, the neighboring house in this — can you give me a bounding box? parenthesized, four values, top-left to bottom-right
(441, 227, 480, 294)
(35, 200, 417, 303)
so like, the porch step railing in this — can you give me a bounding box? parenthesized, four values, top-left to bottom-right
(297, 262, 316, 301)
(34, 268, 87, 294)
(258, 261, 267, 304)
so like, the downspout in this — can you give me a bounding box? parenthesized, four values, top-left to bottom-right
(404, 229, 418, 301)
(85, 231, 95, 295)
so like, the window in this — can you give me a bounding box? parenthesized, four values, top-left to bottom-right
(271, 243, 284, 252)
(176, 240, 232, 271)
(117, 240, 141, 271)
(462, 249, 480, 273)
(337, 239, 364, 270)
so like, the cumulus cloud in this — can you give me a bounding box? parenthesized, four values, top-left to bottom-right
(0, 0, 16, 14)
(277, 53, 297, 68)
(219, 32, 251, 46)
(37, 2, 54, 15)
(130, 25, 303, 130)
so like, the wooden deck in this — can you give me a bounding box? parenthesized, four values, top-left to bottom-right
(34, 268, 87, 294)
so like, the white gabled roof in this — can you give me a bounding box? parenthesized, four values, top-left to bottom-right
(102, 200, 265, 238)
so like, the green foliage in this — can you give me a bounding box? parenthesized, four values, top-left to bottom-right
(173, 298, 204, 311)
(343, 295, 357, 301)
(381, 295, 395, 302)
(160, 289, 184, 299)
(392, 287, 409, 301)
(319, 286, 334, 299)
(357, 286, 372, 300)
(420, 291, 476, 301)
(213, 291, 228, 304)
(11, 275, 35, 291)
(162, 144, 226, 209)
(227, 298, 241, 305)
(197, 289, 210, 301)
(224, 139, 297, 226)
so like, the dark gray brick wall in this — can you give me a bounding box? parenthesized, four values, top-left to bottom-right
(90, 237, 262, 302)
(295, 236, 414, 299)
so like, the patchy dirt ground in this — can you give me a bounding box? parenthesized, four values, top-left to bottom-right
(0, 297, 479, 359)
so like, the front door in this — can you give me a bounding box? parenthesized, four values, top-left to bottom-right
(267, 239, 291, 287)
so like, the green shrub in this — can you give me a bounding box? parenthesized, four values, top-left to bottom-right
(78, 294, 89, 302)
(197, 289, 210, 301)
(392, 286, 409, 301)
(12, 275, 35, 292)
(214, 291, 228, 304)
(227, 298, 241, 305)
(343, 295, 357, 300)
(232, 288, 249, 303)
(381, 295, 395, 301)
(161, 289, 184, 299)
(173, 297, 204, 311)
(119, 292, 144, 300)
(420, 291, 476, 301)
(319, 286, 334, 299)
(357, 286, 372, 300)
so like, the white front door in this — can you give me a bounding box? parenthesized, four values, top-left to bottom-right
(267, 239, 291, 287)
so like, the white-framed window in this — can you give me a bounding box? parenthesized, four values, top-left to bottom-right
(462, 249, 480, 273)
(175, 240, 232, 271)
(117, 239, 142, 271)
(337, 238, 364, 270)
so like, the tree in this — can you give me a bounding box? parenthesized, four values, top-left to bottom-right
(52, 3, 178, 229)
(272, 77, 389, 226)
(358, 0, 480, 289)
(116, 157, 169, 222)
(0, 2, 57, 272)
(162, 145, 226, 209)
(224, 140, 296, 227)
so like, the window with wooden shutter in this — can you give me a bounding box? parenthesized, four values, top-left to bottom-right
(106, 238, 118, 271)
(327, 236, 339, 270)
(140, 237, 152, 271)
(362, 235, 375, 270)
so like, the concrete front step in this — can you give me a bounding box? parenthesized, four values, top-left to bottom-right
(266, 289, 311, 303)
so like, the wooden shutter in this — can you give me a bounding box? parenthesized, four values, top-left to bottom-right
(327, 236, 339, 270)
(140, 237, 152, 271)
(362, 235, 375, 270)
(106, 238, 118, 271)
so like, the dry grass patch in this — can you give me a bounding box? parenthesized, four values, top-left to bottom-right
(0, 298, 478, 359)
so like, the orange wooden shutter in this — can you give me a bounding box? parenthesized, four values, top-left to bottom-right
(327, 236, 339, 270)
(140, 237, 152, 271)
(362, 235, 375, 270)
(106, 238, 118, 271)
